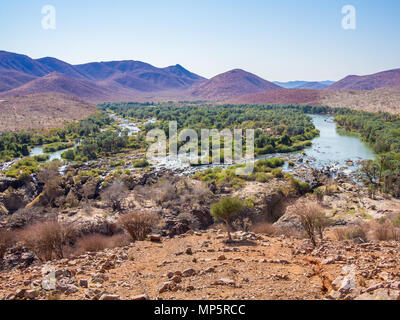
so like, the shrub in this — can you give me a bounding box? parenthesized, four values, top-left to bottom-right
(294, 200, 328, 247)
(371, 220, 400, 241)
(37, 161, 63, 206)
(210, 197, 246, 241)
(0, 229, 14, 263)
(20, 221, 77, 261)
(176, 212, 200, 230)
(101, 182, 127, 212)
(132, 159, 149, 168)
(118, 211, 158, 241)
(290, 178, 311, 195)
(33, 154, 50, 162)
(334, 226, 368, 242)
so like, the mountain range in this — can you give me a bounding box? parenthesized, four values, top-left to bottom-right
(1, 50, 400, 111)
(273, 81, 335, 90)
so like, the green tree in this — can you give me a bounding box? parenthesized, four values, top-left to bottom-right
(210, 197, 245, 242)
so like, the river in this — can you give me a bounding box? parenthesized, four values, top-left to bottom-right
(0, 114, 375, 176)
(147, 114, 376, 175)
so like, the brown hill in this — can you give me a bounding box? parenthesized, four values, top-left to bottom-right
(187, 69, 281, 100)
(0, 69, 37, 92)
(0, 73, 119, 102)
(0, 93, 96, 132)
(327, 68, 400, 91)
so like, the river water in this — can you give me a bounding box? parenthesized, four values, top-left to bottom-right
(303, 114, 375, 170)
(148, 114, 376, 175)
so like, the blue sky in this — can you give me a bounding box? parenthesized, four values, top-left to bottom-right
(0, 0, 399, 81)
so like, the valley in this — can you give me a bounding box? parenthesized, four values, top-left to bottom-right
(1, 100, 400, 301)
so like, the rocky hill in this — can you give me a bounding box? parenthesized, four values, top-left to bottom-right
(327, 69, 400, 91)
(187, 69, 281, 100)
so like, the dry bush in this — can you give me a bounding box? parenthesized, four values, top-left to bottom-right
(75, 233, 130, 254)
(294, 200, 330, 247)
(251, 222, 277, 235)
(0, 229, 15, 263)
(118, 211, 159, 241)
(334, 225, 368, 242)
(152, 180, 177, 205)
(101, 182, 127, 212)
(333, 227, 347, 241)
(37, 161, 64, 207)
(176, 212, 200, 229)
(20, 221, 77, 261)
(370, 220, 400, 241)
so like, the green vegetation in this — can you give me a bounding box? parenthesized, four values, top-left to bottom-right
(210, 197, 246, 241)
(99, 103, 320, 156)
(43, 142, 74, 153)
(194, 158, 285, 189)
(61, 130, 146, 161)
(6, 158, 41, 180)
(0, 113, 112, 162)
(336, 112, 400, 197)
(132, 159, 150, 168)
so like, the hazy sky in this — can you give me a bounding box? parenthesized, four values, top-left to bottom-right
(1, 0, 399, 81)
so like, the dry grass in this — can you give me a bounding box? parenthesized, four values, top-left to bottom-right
(118, 211, 159, 241)
(370, 221, 400, 241)
(251, 222, 277, 235)
(75, 233, 130, 255)
(19, 221, 77, 261)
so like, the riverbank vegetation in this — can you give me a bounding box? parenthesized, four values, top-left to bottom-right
(335, 112, 400, 197)
(0, 113, 112, 162)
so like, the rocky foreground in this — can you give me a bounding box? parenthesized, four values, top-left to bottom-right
(1, 229, 399, 300)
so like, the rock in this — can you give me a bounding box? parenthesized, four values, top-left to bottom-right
(79, 279, 89, 288)
(326, 290, 343, 300)
(322, 256, 337, 265)
(131, 294, 150, 300)
(332, 276, 344, 291)
(171, 275, 182, 283)
(218, 255, 226, 261)
(15, 289, 27, 299)
(91, 273, 108, 284)
(338, 277, 357, 294)
(24, 289, 38, 300)
(182, 268, 196, 277)
(185, 248, 193, 255)
(149, 234, 162, 242)
(366, 283, 384, 293)
(159, 281, 179, 294)
(99, 294, 121, 300)
(214, 278, 236, 286)
(205, 267, 215, 273)
(356, 289, 400, 300)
